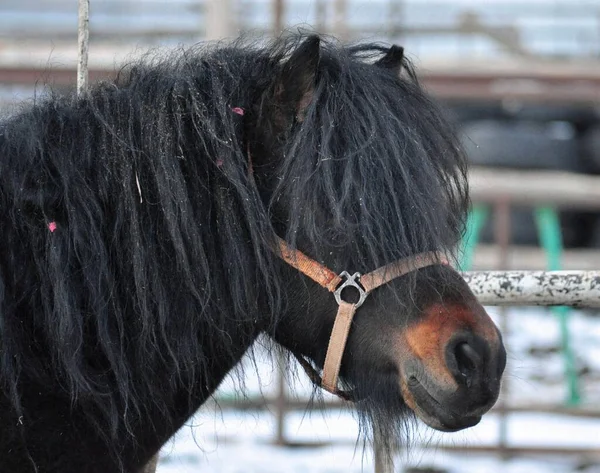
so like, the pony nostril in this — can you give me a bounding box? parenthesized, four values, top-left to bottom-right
(446, 337, 485, 387)
(454, 342, 480, 384)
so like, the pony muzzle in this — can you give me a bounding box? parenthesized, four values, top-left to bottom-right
(397, 303, 506, 432)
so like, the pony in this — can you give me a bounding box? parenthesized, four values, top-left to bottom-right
(0, 33, 505, 472)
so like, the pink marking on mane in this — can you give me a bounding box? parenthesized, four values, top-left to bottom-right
(231, 107, 245, 116)
(48, 221, 57, 233)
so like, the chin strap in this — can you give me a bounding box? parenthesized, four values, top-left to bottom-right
(276, 236, 448, 400)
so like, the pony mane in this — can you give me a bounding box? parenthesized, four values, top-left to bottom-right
(0, 38, 285, 451)
(274, 39, 468, 272)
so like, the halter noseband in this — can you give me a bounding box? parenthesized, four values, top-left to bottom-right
(276, 237, 448, 401)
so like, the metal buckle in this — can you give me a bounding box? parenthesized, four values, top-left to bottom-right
(334, 271, 368, 308)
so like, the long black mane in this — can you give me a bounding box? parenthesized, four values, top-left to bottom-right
(272, 42, 467, 269)
(0, 32, 468, 466)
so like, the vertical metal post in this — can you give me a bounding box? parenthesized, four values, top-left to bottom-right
(493, 198, 511, 460)
(273, 0, 285, 36)
(333, 0, 348, 39)
(315, 0, 327, 33)
(77, 0, 90, 96)
(275, 352, 288, 445)
(205, 0, 234, 40)
(143, 455, 159, 473)
(373, 429, 390, 473)
(387, 0, 404, 41)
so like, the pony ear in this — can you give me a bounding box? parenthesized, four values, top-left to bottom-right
(375, 45, 405, 76)
(277, 35, 321, 121)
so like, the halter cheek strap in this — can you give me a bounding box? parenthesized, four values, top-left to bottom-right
(276, 237, 448, 400)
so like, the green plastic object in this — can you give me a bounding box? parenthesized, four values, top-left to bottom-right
(534, 207, 581, 406)
(459, 205, 489, 271)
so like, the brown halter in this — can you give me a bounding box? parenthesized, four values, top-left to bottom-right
(233, 111, 448, 400)
(275, 237, 448, 401)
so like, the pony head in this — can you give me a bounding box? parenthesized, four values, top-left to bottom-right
(243, 34, 505, 448)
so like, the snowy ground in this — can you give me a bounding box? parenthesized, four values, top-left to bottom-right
(154, 307, 600, 473)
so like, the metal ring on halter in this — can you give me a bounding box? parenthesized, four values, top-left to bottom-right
(333, 271, 369, 308)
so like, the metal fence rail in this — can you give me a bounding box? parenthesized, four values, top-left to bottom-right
(463, 270, 600, 308)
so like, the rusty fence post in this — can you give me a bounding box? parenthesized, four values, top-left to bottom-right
(142, 455, 159, 473)
(273, 0, 284, 36)
(275, 351, 288, 445)
(373, 428, 391, 473)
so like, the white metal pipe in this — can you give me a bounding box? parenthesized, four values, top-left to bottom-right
(77, 0, 90, 96)
(462, 271, 600, 308)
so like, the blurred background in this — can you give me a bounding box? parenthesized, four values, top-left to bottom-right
(1, 1, 599, 472)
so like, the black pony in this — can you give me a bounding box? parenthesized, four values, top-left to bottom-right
(0, 33, 505, 472)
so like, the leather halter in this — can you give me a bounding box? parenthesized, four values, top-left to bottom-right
(276, 237, 448, 401)
(233, 112, 448, 400)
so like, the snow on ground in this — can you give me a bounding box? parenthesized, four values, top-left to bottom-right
(156, 307, 600, 472)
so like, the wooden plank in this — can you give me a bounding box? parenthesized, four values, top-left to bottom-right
(470, 168, 600, 210)
(502, 405, 600, 419)
(211, 433, 600, 457)
(471, 246, 600, 272)
(432, 445, 600, 456)
(2, 44, 600, 103)
(211, 395, 600, 419)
